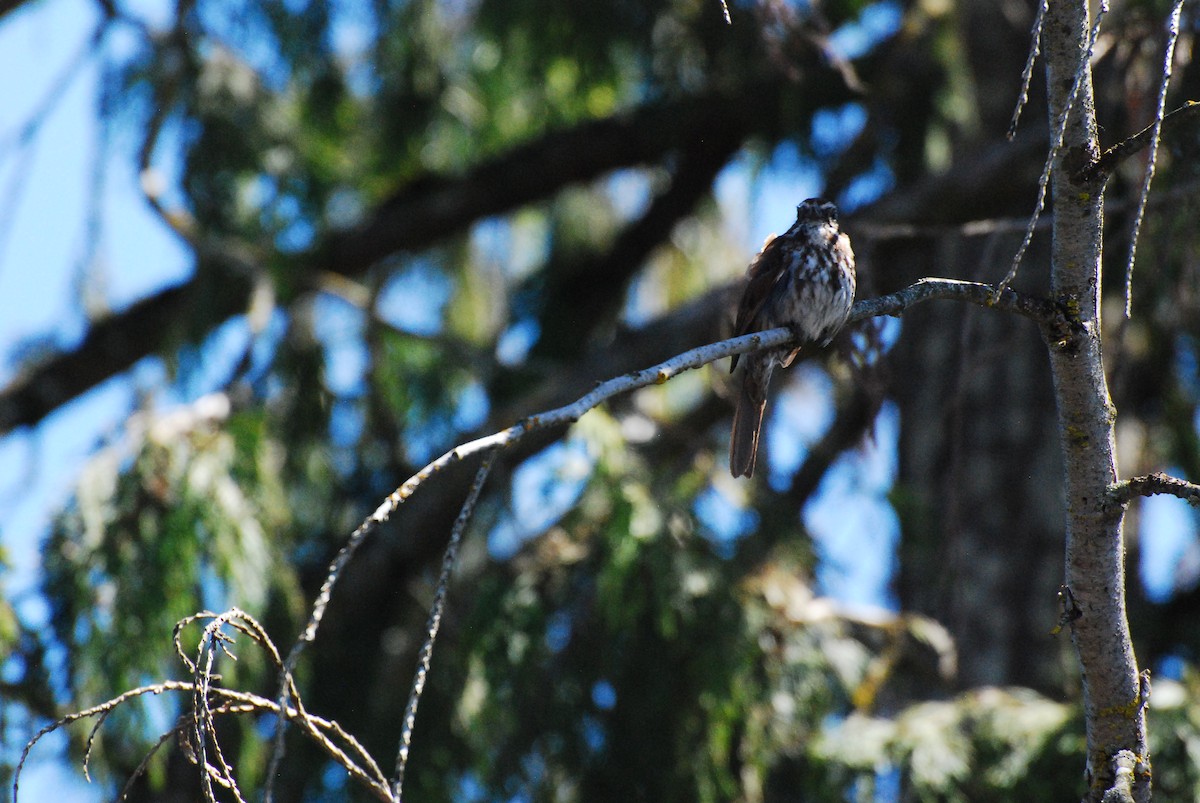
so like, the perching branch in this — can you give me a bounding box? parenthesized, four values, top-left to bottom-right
(849, 277, 1064, 328)
(258, 276, 1059, 796)
(1107, 472, 1200, 509)
(28, 276, 1064, 800)
(281, 277, 1062, 664)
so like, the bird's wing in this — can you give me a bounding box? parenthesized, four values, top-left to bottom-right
(730, 236, 786, 372)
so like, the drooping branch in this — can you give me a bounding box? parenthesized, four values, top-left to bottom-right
(392, 449, 498, 799)
(1006, 0, 1049, 139)
(994, 0, 1107, 297)
(253, 275, 1058, 796)
(1107, 472, 1200, 508)
(1120, 0, 1186, 319)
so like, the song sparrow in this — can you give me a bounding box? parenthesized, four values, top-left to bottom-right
(729, 198, 856, 478)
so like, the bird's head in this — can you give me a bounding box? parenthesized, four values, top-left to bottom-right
(795, 198, 839, 228)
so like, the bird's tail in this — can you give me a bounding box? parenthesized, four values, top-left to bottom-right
(730, 382, 767, 478)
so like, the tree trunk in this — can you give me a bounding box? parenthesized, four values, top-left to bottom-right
(891, 233, 1067, 694)
(1041, 0, 1149, 797)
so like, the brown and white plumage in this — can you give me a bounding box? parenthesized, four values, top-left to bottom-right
(729, 198, 856, 478)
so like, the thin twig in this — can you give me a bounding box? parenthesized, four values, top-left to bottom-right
(15, 681, 196, 800)
(1122, 0, 1185, 318)
(1085, 101, 1200, 181)
(192, 611, 248, 802)
(81, 707, 113, 782)
(1007, 0, 1049, 140)
(393, 449, 498, 800)
(120, 715, 190, 801)
(996, 0, 1108, 298)
(17, 611, 393, 803)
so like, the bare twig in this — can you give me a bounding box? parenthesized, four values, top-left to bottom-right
(851, 277, 1063, 327)
(1007, 0, 1049, 139)
(120, 715, 190, 801)
(191, 611, 249, 802)
(995, 0, 1108, 298)
(1085, 101, 1200, 181)
(16, 610, 393, 803)
(1121, 0, 1186, 318)
(1107, 472, 1200, 508)
(393, 450, 498, 799)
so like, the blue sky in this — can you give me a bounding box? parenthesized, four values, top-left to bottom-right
(0, 1, 189, 799)
(0, 0, 190, 593)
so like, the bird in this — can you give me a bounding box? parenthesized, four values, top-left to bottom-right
(729, 198, 856, 478)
